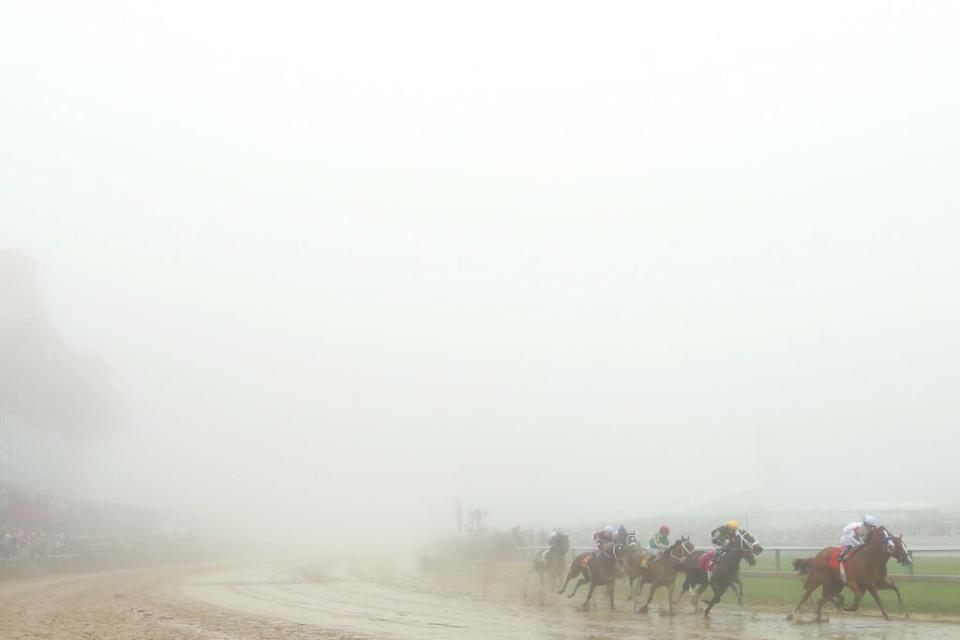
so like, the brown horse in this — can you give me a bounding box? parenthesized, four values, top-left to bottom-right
(790, 525, 911, 622)
(531, 534, 569, 600)
(632, 537, 696, 615)
(558, 543, 625, 611)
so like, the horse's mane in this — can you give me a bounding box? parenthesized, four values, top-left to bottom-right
(865, 525, 890, 546)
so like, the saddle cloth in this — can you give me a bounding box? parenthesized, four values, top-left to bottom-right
(698, 551, 716, 572)
(828, 546, 843, 570)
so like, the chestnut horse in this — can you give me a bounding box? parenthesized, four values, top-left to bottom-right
(790, 525, 911, 622)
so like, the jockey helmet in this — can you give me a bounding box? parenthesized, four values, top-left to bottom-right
(863, 515, 877, 526)
(726, 520, 739, 530)
(604, 525, 615, 534)
(659, 525, 670, 534)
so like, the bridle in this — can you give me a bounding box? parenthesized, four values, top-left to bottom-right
(725, 531, 762, 556)
(669, 538, 695, 561)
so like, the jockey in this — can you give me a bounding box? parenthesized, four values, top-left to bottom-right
(544, 528, 566, 561)
(837, 515, 878, 564)
(593, 525, 616, 552)
(710, 520, 740, 554)
(648, 525, 670, 552)
(639, 525, 671, 568)
(615, 524, 629, 546)
(546, 528, 564, 549)
(710, 520, 744, 565)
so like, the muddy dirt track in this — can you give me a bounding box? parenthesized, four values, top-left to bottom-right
(0, 563, 957, 639)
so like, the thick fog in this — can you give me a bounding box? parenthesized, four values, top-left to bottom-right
(3, 1, 959, 548)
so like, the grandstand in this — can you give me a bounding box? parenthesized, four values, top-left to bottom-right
(0, 251, 117, 526)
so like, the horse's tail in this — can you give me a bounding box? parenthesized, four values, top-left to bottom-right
(793, 558, 814, 575)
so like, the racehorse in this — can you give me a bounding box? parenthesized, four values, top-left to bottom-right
(790, 525, 911, 622)
(632, 537, 696, 615)
(677, 530, 762, 616)
(531, 533, 569, 596)
(558, 543, 626, 611)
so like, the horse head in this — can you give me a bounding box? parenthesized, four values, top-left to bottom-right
(866, 525, 895, 551)
(734, 531, 762, 566)
(610, 542, 627, 563)
(888, 532, 912, 566)
(669, 536, 696, 562)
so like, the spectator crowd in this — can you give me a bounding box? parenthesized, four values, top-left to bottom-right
(0, 527, 124, 560)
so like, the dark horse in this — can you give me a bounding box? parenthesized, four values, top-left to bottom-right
(531, 533, 570, 598)
(632, 537, 696, 615)
(558, 543, 625, 611)
(677, 531, 762, 616)
(790, 525, 911, 622)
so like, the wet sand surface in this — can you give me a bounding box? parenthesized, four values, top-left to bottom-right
(0, 563, 956, 639)
(184, 565, 958, 640)
(0, 565, 343, 639)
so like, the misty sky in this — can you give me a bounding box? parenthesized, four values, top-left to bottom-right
(3, 1, 959, 543)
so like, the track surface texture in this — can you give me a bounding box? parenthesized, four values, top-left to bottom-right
(1, 563, 957, 639)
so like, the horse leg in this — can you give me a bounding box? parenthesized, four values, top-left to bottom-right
(704, 582, 729, 617)
(843, 580, 864, 612)
(692, 583, 708, 612)
(633, 574, 646, 612)
(814, 588, 832, 622)
(791, 576, 820, 622)
(733, 577, 744, 605)
(879, 579, 909, 618)
(581, 582, 597, 611)
(558, 568, 576, 595)
(638, 582, 658, 614)
(667, 579, 677, 616)
(569, 576, 590, 598)
(608, 582, 615, 611)
(867, 585, 891, 620)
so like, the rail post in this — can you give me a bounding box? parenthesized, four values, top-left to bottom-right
(775, 548, 781, 572)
